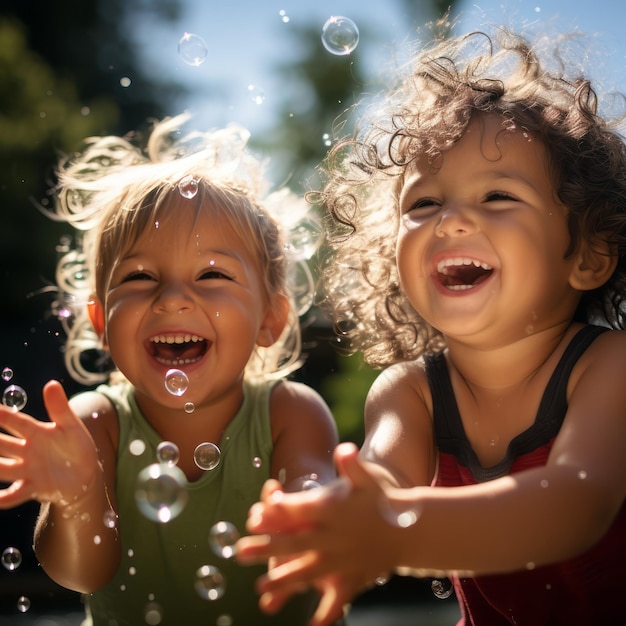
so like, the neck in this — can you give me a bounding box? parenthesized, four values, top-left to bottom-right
(443, 321, 580, 392)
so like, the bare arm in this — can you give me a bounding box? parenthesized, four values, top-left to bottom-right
(0, 380, 121, 593)
(269, 380, 338, 492)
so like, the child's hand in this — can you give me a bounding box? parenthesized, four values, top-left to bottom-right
(0, 380, 101, 511)
(237, 443, 398, 626)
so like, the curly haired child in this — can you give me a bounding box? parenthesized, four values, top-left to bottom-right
(237, 29, 626, 626)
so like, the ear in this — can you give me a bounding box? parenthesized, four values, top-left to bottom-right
(568, 237, 617, 291)
(87, 296, 107, 341)
(256, 294, 290, 348)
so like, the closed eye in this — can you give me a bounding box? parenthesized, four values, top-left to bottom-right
(199, 269, 232, 280)
(485, 191, 517, 202)
(406, 197, 441, 213)
(121, 271, 154, 283)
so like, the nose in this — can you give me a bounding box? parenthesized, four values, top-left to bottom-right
(435, 204, 479, 238)
(152, 280, 195, 314)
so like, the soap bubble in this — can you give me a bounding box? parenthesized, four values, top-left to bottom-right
(144, 601, 163, 625)
(1, 547, 22, 571)
(2, 385, 27, 411)
(321, 16, 359, 55)
(103, 510, 117, 529)
(209, 521, 240, 559)
(135, 463, 188, 523)
(17, 596, 30, 613)
(431, 578, 454, 599)
(178, 175, 199, 199)
(1, 367, 13, 382)
(156, 441, 180, 467)
(129, 439, 146, 456)
(194, 442, 220, 471)
(178, 32, 208, 66)
(164, 369, 189, 396)
(194, 565, 226, 601)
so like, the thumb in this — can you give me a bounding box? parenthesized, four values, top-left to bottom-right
(42, 380, 76, 426)
(333, 442, 373, 489)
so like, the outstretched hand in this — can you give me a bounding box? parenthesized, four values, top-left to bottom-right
(237, 442, 401, 626)
(0, 380, 101, 509)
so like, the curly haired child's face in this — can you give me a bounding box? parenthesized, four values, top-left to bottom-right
(99, 206, 283, 410)
(396, 113, 585, 345)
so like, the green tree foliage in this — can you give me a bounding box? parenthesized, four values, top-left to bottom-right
(0, 0, 183, 323)
(258, 1, 459, 440)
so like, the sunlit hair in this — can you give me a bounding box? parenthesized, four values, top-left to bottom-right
(49, 114, 320, 385)
(316, 28, 626, 368)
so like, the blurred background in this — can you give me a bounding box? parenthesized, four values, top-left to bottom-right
(1, 0, 625, 621)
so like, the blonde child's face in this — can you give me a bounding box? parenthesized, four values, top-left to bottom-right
(101, 205, 279, 410)
(396, 114, 583, 345)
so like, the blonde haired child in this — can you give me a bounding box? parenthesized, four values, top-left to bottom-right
(0, 114, 338, 625)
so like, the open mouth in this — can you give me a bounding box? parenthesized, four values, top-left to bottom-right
(436, 258, 494, 291)
(148, 334, 209, 366)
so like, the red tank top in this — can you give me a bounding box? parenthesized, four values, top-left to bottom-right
(426, 326, 626, 625)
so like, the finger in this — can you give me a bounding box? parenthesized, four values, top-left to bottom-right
(334, 444, 374, 489)
(0, 457, 27, 484)
(260, 478, 284, 502)
(0, 480, 31, 509)
(0, 432, 27, 459)
(42, 380, 76, 428)
(0, 405, 41, 439)
(236, 534, 273, 564)
(311, 586, 348, 626)
(258, 550, 321, 593)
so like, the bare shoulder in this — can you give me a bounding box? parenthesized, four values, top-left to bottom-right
(363, 359, 436, 487)
(367, 358, 432, 415)
(570, 327, 626, 387)
(69, 389, 119, 453)
(270, 379, 335, 428)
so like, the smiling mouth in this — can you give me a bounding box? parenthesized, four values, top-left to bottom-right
(436, 258, 494, 291)
(148, 334, 209, 366)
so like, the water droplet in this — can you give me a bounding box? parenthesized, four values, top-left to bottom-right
(164, 369, 189, 396)
(301, 479, 321, 490)
(252, 456, 262, 469)
(184, 402, 195, 414)
(178, 32, 208, 66)
(156, 441, 180, 466)
(93, 534, 101, 544)
(431, 578, 453, 599)
(103, 510, 117, 528)
(194, 565, 226, 601)
(177, 175, 199, 199)
(209, 521, 240, 559)
(2, 385, 27, 411)
(247, 84, 265, 105)
(1, 367, 13, 382)
(2, 547, 22, 571)
(194, 442, 221, 471)
(578, 470, 587, 480)
(321, 16, 359, 56)
(135, 463, 188, 523)
(17, 596, 30, 613)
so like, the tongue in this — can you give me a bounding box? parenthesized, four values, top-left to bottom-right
(441, 265, 492, 287)
(153, 341, 206, 362)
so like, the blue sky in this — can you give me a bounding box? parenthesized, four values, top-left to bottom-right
(132, 0, 626, 137)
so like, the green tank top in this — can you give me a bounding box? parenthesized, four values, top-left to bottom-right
(84, 378, 316, 625)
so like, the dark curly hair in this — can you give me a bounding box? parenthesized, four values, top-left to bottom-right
(315, 29, 626, 369)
